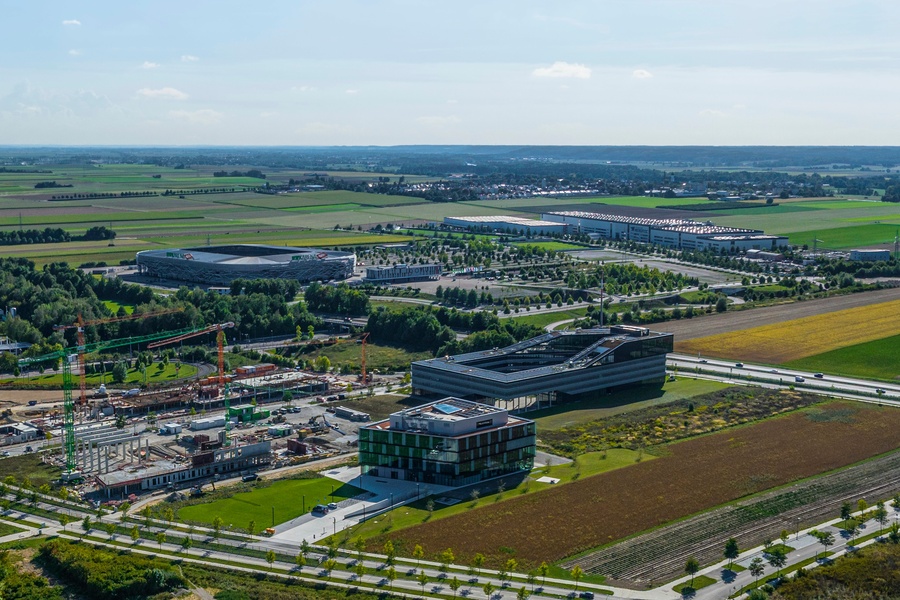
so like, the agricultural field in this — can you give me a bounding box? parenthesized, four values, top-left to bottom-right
(296, 342, 433, 374)
(177, 476, 361, 530)
(370, 400, 900, 569)
(786, 333, 900, 380)
(677, 298, 900, 363)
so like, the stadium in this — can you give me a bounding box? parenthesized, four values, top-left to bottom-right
(412, 326, 673, 412)
(136, 244, 356, 286)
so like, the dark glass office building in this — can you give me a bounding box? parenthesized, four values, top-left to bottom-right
(358, 398, 536, 487)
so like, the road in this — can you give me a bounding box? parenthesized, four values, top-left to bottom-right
(668, 354, 900, 404)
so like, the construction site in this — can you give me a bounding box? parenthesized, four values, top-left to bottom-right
(9, 312, 379, 502)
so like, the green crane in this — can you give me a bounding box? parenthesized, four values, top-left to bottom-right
(18, 326, 202, 480)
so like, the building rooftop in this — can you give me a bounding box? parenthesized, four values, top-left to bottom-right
(449, 215, 558, 228)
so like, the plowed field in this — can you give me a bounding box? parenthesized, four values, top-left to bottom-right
(372, 401, 900, 568)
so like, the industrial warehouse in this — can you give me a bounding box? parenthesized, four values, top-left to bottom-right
(136, 244, 356, 286)
(358, 397, 536, 487)
(542, 211, 789, 252)
(443, 215, 567, 236)
(411, 326, 673, 411)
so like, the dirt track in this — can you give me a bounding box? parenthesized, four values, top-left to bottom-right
(667, 286, 900, 343)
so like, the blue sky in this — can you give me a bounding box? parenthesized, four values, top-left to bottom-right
(1, 1, 898, 145)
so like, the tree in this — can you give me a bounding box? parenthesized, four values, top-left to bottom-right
(156, 531, 166, 549)
(181, 536, 193, 552)
(483, 581, 495, 600)
(300, 539, 311, 557)
(386, 565, 397, 590)
(81, 516, 92, 536)
(295, 552, 307, 570)
(417, 569, 429, 594)
(322, 558, 337, 580)
(505, 558, 518, 584)
(811, 529, 834, 560)
(875, 502, 889, 535)
(449, 576, 461, 598)
(517, 586, 530, 600)
(354, 560, 365, 580)
(266, 549, 276, 571)
(212, 515, 224, 542)
(112, 361, 128, 384)
(104, 522, 117, 539)
(723, 538, 739, 570)
(766, 547, 787, 579)
(538, 561, 549, 588)
(439, 547, 455, 574)
(383, 540, 395, 565)
(857, 498, 869, 515)
(471, 552, 486, 578)
(780, 530, 790, 546)
(889, 522, 900, 544)
(413, 544, 425, 568)
(247, 519, 256, 536)
(571, 565, 584, 591)
(59, 514, 71, 531)
(840, 501, 853, 521)
(715, 296, 727, 313)
(131, 525, 140, 543)
(684, 557, 699, 589)
(749, 557, 765, 585)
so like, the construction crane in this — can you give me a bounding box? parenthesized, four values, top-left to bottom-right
(53, 308, 184, 413)
(18, 325, 200, 481)
(147, 322, 235, 401)
(359, 332, 371, 385)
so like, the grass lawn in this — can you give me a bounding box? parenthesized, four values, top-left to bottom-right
(673, 574, 716, 593)
(530, 378, 731, 431)
(177, 477, 362, 529)
(784, 223, 900, 249)
(0, 454, 60, 488)
(2, 362, 198, 387)
(785, 333, 900, 381)
(102, 300, 134, 314)
(0, 522, 25, 537)
(299, 342, 432, 373)
(511, 241, 584, 252)
(333, 394, 424, 421)
(506, 307, 589, 329)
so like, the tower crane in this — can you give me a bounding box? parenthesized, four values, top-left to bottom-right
(53, 308, 184, 412)
(18, 325, 201, 481)
(359, 332, 371, 385)
(147, 322, 235, 399)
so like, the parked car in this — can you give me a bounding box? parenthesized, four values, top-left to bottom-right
(241, 473, 259, 482)
(312, 504, 329, 515)
(795, 376, 805, 383)
(735, 363, 744, 368)
(327, 502, 338, 510)
(814, 373, 824, 378)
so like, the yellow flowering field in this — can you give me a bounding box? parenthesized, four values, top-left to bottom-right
(676, 299, 900, 363)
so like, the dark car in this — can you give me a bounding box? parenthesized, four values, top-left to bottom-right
(312, 504, 329, 515)
(241, 473, 259, 482)
(579, 593, 595, 600)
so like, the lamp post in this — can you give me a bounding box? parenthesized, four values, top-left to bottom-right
(332, 516, 336, 537)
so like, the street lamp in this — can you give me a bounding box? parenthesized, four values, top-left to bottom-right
(332, 516, 336, 537)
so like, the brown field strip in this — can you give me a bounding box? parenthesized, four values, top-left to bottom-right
(676, 298, 900, 363)
(371, 401, 900, 568)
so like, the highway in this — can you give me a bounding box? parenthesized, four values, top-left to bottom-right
(668, 353, 900, 404)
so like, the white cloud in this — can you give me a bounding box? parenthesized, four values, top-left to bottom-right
(169, 109, 223, 125)
(137, 87, 189, 100)
(68, 49, 82, 56)
(141, 61, 161, 70)
(632, 69, 653, 79)
(532, 61, 591, 79)
(181, 55, 200, 62)
(415, 115, 461, 126)
(345, 89, 359, 95)
(62, 19, 81, 26)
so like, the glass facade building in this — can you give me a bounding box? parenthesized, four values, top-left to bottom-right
(358, 398, 536, 487)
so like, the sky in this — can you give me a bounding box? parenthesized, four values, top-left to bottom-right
(1, 0, 899, 146)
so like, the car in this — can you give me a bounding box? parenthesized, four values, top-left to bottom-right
(24, 446, 33, 453)
(699, 359, 708, 364)
(814, 373, 824, 378)
(877, 388, 886, 395)
(327, 502, 338, 510)
(769, 369, 779, 374)
(241, 473, 259, 482)
(795, 376, 805, 383)
(0, 451, 10, 457)
(311, 504, 329, 515)
(735, 363, 744, 368)
(579, 593, 595, 600)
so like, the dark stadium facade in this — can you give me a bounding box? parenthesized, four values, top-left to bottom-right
(136, 245, 356, 286)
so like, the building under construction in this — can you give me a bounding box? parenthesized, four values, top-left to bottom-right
(95, 439, 271, 498)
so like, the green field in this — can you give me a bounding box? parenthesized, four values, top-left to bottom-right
(783, 223, 900, 249)
(299, 342, 432, 373)
(177, 477, 362, 529)
(786, 334, 900, 380)
(1, 362, 197, 387)
(507, 307, 590, 329)
(530, 378, 730, 431)
(102, 300, 134, 314)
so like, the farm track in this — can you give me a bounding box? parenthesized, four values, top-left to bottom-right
(565, 449, 900, 588)
(668, 286, 900, 342)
